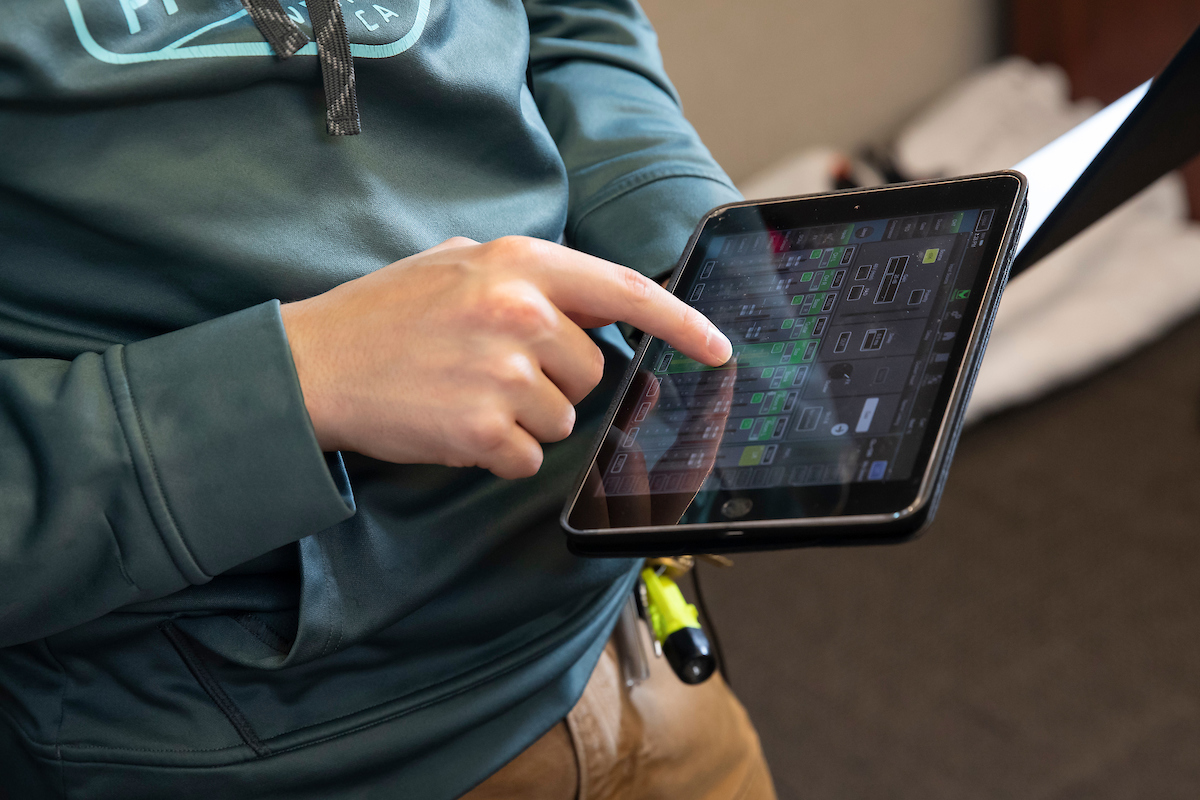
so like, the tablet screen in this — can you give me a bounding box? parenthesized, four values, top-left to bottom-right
(566, 174, 1024, 535)
(617, 208, 994, 497)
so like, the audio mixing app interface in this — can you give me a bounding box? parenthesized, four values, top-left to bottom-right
(603, 208, 997, 497)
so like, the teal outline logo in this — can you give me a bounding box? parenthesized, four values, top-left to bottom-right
(64, 0, 430, 63)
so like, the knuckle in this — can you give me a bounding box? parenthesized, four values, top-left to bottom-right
(442, 236, 476, 248)
(491, 351, 539, 389)
(484, 284, 555, 337)
(619, 267, 656, 305)
(554, 404, 577, 440)
(537, 404, 576, 444)
(443, 252, 479, 284)
(488, 235, 536, 262)
(584, 344, 605, 388)
(465, 412, 511, 453)
(511, 446, 544, 478)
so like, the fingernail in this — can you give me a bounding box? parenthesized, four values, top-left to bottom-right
(707, 324, 732, 364)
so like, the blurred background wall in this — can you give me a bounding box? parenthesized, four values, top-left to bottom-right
(639, 0, 1002, 184)
(641, 0, 1200, 211)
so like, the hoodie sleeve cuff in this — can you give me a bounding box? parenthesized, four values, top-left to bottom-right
(569, 173, 742, 281)
(109, 300, 355, 583)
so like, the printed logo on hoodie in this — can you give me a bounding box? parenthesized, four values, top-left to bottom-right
(64, 0, 428, 63)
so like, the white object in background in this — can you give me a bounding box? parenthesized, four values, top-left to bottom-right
(896, 57, 1200, 423)
(967, 174, 1200, 422)
(893, 57, 1100, 178)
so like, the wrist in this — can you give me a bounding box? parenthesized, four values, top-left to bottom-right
(281, 299, 342, 452)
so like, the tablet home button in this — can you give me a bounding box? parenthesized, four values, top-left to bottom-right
(721, 498, 753, 519)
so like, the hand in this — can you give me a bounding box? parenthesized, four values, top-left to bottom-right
(280, 236, 732, 479)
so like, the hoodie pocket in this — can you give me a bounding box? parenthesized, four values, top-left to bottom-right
(159, 621, 271, 758)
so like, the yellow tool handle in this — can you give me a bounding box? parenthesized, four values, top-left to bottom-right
(640, 567, 700, 642)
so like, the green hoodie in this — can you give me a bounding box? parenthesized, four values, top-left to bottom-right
(0, 0, 738, 796)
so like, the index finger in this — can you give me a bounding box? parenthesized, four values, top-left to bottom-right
(516, 239, 732, 367)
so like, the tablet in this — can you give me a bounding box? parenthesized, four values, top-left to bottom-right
(562, 172, 1027, 556)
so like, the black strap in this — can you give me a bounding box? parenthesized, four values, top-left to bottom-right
(239, 0, 308, 59)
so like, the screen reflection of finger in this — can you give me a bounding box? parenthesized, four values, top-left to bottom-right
(648, 360, 735, 525)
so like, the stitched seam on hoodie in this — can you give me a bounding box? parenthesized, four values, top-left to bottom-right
(47, 630, 571, 761)
(120, 349, 201, 578)
(101, 511, 136, 589)
(160, 622, 271, 758)
(314, 542, 342, 658)
(28, 572, 638, 761)
(41, 639, 70, 799)
(37, 596, 609, 757)
(223, 624, 587, 760)
(233, 614, 292, 654)
(102, 346, 209, 585)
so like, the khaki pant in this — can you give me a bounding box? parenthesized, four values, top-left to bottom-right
(463, 623, 777, 800)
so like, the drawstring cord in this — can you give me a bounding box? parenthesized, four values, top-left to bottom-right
(239, 0, 308, 58)
(241, 0, 361, 136)
(307, 0, 361, 135)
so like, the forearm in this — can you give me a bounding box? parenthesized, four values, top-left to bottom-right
(0, 301, 354, 647)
